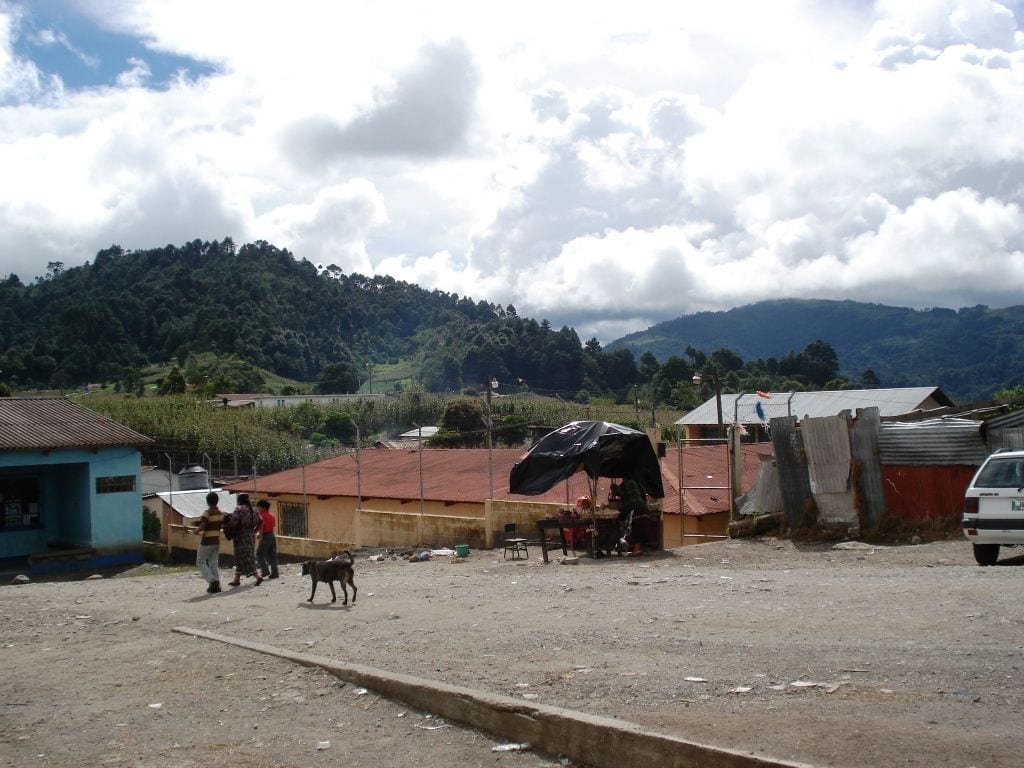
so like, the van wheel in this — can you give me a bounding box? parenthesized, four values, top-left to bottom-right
(973, 543, 1000, 566)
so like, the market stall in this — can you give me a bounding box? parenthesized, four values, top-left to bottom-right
(509, 421, 664, 560)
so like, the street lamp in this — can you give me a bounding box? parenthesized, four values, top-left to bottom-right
(692, 367, 724, 440)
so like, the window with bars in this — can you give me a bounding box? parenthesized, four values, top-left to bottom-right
(279, 501, 307, 538)
(1, 475, 42, 529)
(96, 475, 136, 493)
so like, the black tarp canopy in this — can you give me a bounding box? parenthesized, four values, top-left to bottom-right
(509, 420, 664, 498)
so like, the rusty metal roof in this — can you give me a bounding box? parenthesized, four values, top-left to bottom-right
(224, 443, 773, 517)
(226, 448, 596, 507)
(0, 397, 153, 451)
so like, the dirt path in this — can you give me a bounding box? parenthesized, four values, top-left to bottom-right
(2, 538, 1021, 768)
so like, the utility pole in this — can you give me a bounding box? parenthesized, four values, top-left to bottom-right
(165, 452, 174, 519)
(415, 423, 425, 518)
(485, 375, 496, 501)
(355, 423, 362, 510)
(692, 366, 724, 440)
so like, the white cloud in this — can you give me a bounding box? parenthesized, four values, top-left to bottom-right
(258, 180, 388, 273)
(0, 4, 56, 103)
(2, 0, 1024, 343)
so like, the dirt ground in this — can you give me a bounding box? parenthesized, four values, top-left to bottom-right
(1, 537, 1022, 768)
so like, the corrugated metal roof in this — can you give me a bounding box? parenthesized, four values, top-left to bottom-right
(0, 397, 153, 451)
(878, 418, 986, 466)
(156, 488, 224, 520)
(984, 408, 1024, 430)
(397, 426, 439, 439)
(676, 387, 952, 426)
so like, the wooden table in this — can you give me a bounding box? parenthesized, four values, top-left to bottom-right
(535, 517, 625, 562)
(536, 518, 589, 563)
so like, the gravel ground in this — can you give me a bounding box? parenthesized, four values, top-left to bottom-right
(1, 537, 1022, 768)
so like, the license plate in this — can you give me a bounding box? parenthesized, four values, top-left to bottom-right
(1012, 499, 1024, 511)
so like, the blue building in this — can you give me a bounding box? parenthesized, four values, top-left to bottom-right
(0, 398, 153, 574)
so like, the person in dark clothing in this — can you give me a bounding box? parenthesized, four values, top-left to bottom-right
(256, 499, 279, 579)
(226, 493, 263, 587)
(618, 478, 654, 555)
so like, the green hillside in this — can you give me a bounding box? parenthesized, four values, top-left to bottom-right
(0, 239, 641, 402)
(4, 241, 1024, 403)
(609, 299, 1024, 402)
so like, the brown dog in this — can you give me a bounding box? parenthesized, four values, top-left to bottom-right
(301, 551, 357, 605)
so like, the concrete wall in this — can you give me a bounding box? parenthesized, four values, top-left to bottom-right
(169, 525, 344, 562)
(487, 499, 566, 548)
(87, 447, 144, 548)
(167, 495, 576, 557)
(168, 487, 675, 557)
(306, 496, 358, 543)
(357, 508, 486, 549)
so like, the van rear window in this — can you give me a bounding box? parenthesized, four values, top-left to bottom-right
(975, 459, 1024, 488)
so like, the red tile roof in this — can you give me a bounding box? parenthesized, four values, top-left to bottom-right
(227, 442, 774, 516)
(0, 397, 153, 451)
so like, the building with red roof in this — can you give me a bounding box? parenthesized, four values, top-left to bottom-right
(165, 442, 772, 558)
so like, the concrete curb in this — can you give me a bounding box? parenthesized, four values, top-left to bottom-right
(173, 626, 816, 768)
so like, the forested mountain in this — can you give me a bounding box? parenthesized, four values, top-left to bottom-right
(0, 239, 640, 399)
(3, 241, 1021, 404)
(609, 299, 1024, 402)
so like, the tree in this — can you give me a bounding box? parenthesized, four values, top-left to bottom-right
(860, 369, 881, 389)
(142, 507, 161, 541)
(824, 378, 851, 390)
(685, 345, 706, 370)
(658, 355, 692, 387)
(492, 414, 529, 446)
(637, 351, 660, 383)
(600, 348, 639, 392)
(438, 398, 487, 447)
(315, 363, 358, 394)
(709, 347, 743, 372)
(321, 411, 356, 441)
(798, 340, 839, 388)
(158, 366, 187, 394)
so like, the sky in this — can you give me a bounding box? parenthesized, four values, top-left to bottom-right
(3, 1, 1024, 344)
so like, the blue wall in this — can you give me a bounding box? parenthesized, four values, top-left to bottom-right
(0, 446, 142, 560)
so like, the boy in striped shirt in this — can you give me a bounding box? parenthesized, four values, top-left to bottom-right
(193, 492, 223, 593)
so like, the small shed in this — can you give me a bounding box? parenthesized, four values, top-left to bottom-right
(0, 397, 153, 573)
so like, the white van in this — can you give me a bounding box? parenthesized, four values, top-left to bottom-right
(962, 449, 1024, 565)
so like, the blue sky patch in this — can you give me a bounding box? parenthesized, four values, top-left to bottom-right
(13, 2, 216, 90)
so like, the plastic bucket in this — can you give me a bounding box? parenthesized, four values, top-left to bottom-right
(454, 544, 470, 558)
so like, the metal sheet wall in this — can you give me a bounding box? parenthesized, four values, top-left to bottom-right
(878, 419, 985, 466)
(880, 465, 977, 521)
(770, 416, 814, 528)
(851, 408, 885, 528)
(802, 416, 857, 529)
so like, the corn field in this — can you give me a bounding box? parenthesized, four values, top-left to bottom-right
(82, 393, 684, 479)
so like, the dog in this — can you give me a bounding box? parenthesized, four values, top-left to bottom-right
(301, 551, 357, 605)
